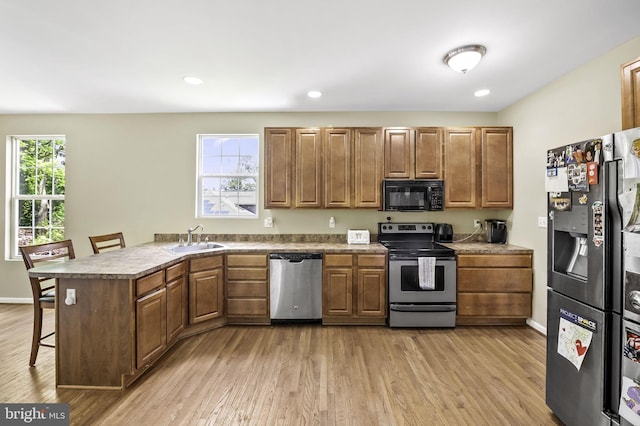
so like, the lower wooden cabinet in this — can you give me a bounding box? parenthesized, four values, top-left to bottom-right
(136, 288, 167, 368)
(135, 260, 186, 369)
(226, 253, 270, 324)
(189, 255, 224, 324)
(322, 253, 387, 325)
(456, 253, 533, 325)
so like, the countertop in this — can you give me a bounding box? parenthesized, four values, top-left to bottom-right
(28, 239, 532, 280)
(28, 241, 387, 280)
(442, 241, 533, 254)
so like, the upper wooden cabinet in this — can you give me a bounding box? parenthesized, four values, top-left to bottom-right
(384, 128, 414, 178)
(324, 128, 352, 208)
(384, 127, 442, 179)
(444, 127, 513, 209)
(415, 128, 443, 179)
(295, 128, 323, 207)
(265, 127, 383, 209)
(444, 128, 477, 208)
(264, 128, 293, 208)
(353, 128, 384, 208)
(622, 56, 640, 130)
(481, 128, 513, 208)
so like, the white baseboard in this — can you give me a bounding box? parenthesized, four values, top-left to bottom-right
(0, 297, 32, 304)
(527, 318, 546, 335)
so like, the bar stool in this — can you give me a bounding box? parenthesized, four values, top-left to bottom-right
(88, 232, 125, 254)
(19, 239, 76, 367)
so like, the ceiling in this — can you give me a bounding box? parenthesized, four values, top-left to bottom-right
(2, 0, 640, 114)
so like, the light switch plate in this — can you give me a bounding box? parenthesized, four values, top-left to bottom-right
(538, 216, 547, 228)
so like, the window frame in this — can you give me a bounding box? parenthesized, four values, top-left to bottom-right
(195, 133, 260, 219)
(5, 135, 66, 260)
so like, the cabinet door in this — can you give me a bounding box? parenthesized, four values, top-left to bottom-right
(622, 57, 640, 130)
(444, 128, 477, 208)
(356, 268, 386, 317)
(323, 268, 353, 316)
(166, 277, 186, 344)
(189, 268, 224, 324)
(481, 127, 513, 208)
(136, 288, 167, 368)
(415, 127, 443, 179)
(264, 128, 293, 208)
(384, 128, 413, 178)
(353, 128, 383, 208)
(295, 128, 323, 207)
(324, 128, 352, 208)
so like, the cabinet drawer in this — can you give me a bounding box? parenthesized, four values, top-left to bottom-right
(227, 299, 268, 316)
(166, 261, 186, 282)
(136, 270, 164, 297)
(457, 254, 531, 268)
(227, 281, 268, 298)
(227, 268, 268, 281)
(457, 268, 532, 292)
(325, 254, 354, 267)
(457, 292, 532, 317)
(357, 254, 386, 267)
(226, 254, 268, 267)
(190, 255, 224, 273)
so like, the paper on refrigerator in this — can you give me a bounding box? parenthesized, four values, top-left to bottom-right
(620, 376, 640, 426)
(557, 309, 594, 371)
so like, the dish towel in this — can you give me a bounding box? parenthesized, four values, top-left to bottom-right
(418, 257, 436, 290)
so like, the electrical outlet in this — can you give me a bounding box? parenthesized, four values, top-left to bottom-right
(538, 216, 547, 228)
(65, 289, 76, 305)
(264, 217, 273, 228)
(474, 219, 482, 229)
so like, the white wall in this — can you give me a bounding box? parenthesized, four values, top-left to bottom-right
(499, 36, 640, 329)
(0, 111, 503, 299)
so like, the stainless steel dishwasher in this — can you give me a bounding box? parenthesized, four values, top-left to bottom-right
(270, 253, 322, 322)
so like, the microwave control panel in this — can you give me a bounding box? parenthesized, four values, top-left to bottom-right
(428, 186, 443, 210)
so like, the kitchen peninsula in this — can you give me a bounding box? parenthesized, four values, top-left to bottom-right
(28, 238, 387, 390)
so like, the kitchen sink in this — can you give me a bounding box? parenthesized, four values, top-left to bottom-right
(165, 242, 226, 254)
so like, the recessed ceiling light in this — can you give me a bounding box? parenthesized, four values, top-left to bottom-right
(183, 76, 203, 85)
(307, 91, 322, 98)
(474, 89, 491, 97)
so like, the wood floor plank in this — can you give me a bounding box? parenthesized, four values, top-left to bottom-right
(0, 304, 561, 425)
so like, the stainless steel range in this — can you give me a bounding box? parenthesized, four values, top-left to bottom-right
(378, 222, 457, 328)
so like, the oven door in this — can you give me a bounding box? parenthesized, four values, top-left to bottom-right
(388, 257, 456, 303)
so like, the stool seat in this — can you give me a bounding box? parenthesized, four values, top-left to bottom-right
(20, 240, 75, 367)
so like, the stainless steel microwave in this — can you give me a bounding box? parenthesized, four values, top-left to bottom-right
(382, 180, 444, 211)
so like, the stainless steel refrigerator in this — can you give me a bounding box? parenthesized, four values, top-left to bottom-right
(546, 132, 623, 426)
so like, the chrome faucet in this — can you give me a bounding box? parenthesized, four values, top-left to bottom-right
(187, 224, 204, 246)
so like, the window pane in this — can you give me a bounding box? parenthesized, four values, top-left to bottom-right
(197, 134, 258, 218)
(11, 136, 65, 257)
(51, 200, 65, 226)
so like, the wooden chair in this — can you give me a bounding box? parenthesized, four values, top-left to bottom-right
(19, 239, 76, 367)
(88, 232, 125, 254)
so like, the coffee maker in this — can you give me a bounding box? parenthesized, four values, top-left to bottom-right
(485, 219, 507, 244)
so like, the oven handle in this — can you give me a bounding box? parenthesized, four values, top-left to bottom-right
(389, 304, 456, 312)
(388, 255, 456, 261)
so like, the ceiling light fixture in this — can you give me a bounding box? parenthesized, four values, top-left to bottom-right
(307, 90, 322, 98)
(183, 76, 203, 85)
(443, 44, 487, 74)
(474, 89, 491, 97)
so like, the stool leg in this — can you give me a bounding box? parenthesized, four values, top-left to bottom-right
(30, 304, 42, 367)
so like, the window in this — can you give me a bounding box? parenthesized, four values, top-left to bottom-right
(6, 136, 66, 259)
(197, 134, 259, 217)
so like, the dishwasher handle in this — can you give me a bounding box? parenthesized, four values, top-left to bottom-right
(270, 252, 322, 262)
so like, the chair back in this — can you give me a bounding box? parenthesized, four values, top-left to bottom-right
(89, 232, 125, 254)
(20, 240, 76, 303)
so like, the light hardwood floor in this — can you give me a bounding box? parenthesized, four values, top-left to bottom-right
(0, 304, 561, 425)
